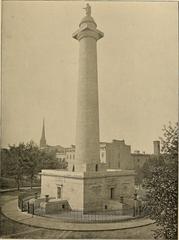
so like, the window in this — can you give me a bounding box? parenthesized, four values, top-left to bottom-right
(95, 164, 98, 172)
(57, 187, 62, 199)
(110, 188, 114, 199)
(105, 205, 107, 209)
(62, 204, 65, 209)
(101, 152, 104, 158)
(72, 165, 75, 172)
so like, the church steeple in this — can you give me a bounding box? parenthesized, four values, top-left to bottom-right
(40, 118, 47, 148)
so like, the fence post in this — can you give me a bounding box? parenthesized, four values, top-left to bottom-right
(35, 192, 38, 199)
(27, 201, 29, 213)
(32, 203, 34, 215)
(0, 206, 2, 231)
(45, 195, 49, 203)
(21, 200, 24, 212)
(133, 205, 136, 217)
(139, 205, 142, 216)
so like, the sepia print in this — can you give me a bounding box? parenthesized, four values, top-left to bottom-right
(0, 1, 178, 239)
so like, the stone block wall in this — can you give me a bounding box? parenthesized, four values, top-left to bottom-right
(41, 170, 84, 210)
(106, 140, 134, 170)
(62, 177, 84, 210)
(40, 169, 135, 212)
(40, 199, 70, 214)
(41, 174, 61, 198)
(84, 177, 106, 212)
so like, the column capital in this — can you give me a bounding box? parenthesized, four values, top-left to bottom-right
(72, 24, 104, 41)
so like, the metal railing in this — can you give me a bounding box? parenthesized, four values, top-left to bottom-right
(42, 208, 135, 223)
(18, 193, 148, 223)
(18, 192, 40, 212)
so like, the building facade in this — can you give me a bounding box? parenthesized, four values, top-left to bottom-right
(60, 140, 134, 170)
(56, 140, 160, 170)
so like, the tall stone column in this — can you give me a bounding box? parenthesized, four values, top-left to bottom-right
(72, 4, 104, 172)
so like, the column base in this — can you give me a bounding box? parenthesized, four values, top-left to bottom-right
(68, 162, 107, 172)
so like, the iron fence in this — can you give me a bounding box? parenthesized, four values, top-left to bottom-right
(18, 194, 148, 223)
(18, 192, 40, 212)
(43, 209, 135, 223)
(40, 207, 148, 223)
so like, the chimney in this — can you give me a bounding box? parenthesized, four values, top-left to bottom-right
(153, 141, 160, 155)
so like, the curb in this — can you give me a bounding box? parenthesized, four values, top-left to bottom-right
(1, 199, 155, 232)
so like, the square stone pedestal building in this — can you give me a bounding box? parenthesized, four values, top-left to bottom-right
(40, 4, 135, 213)
(41, 169, 135, 212)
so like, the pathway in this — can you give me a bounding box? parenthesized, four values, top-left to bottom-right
(1, 198, 154, 231)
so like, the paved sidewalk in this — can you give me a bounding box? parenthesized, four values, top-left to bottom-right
(1, 199, 154, 231)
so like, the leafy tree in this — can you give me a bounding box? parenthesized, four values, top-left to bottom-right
(23, 141, 43, 189)
(7, 143, 27, 190)
(1, 141, 68, 190)
(40, 149, 68, 170)
(3, 141, 44, 189)
(41, 150, 61, 169)
(135, 157, 164, 186)
(1, 148, 10, 177)
(135, 161, 150, 186)
(143, 122, 178, 239)
(57, 158, 68, 169)
(135, 165, 143, 186)
(160, 122, 178, 158)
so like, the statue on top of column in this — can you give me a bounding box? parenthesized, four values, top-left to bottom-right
(83, 3, 91, 16)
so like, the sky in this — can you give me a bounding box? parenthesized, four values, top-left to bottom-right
(2, 1, 178, 153)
